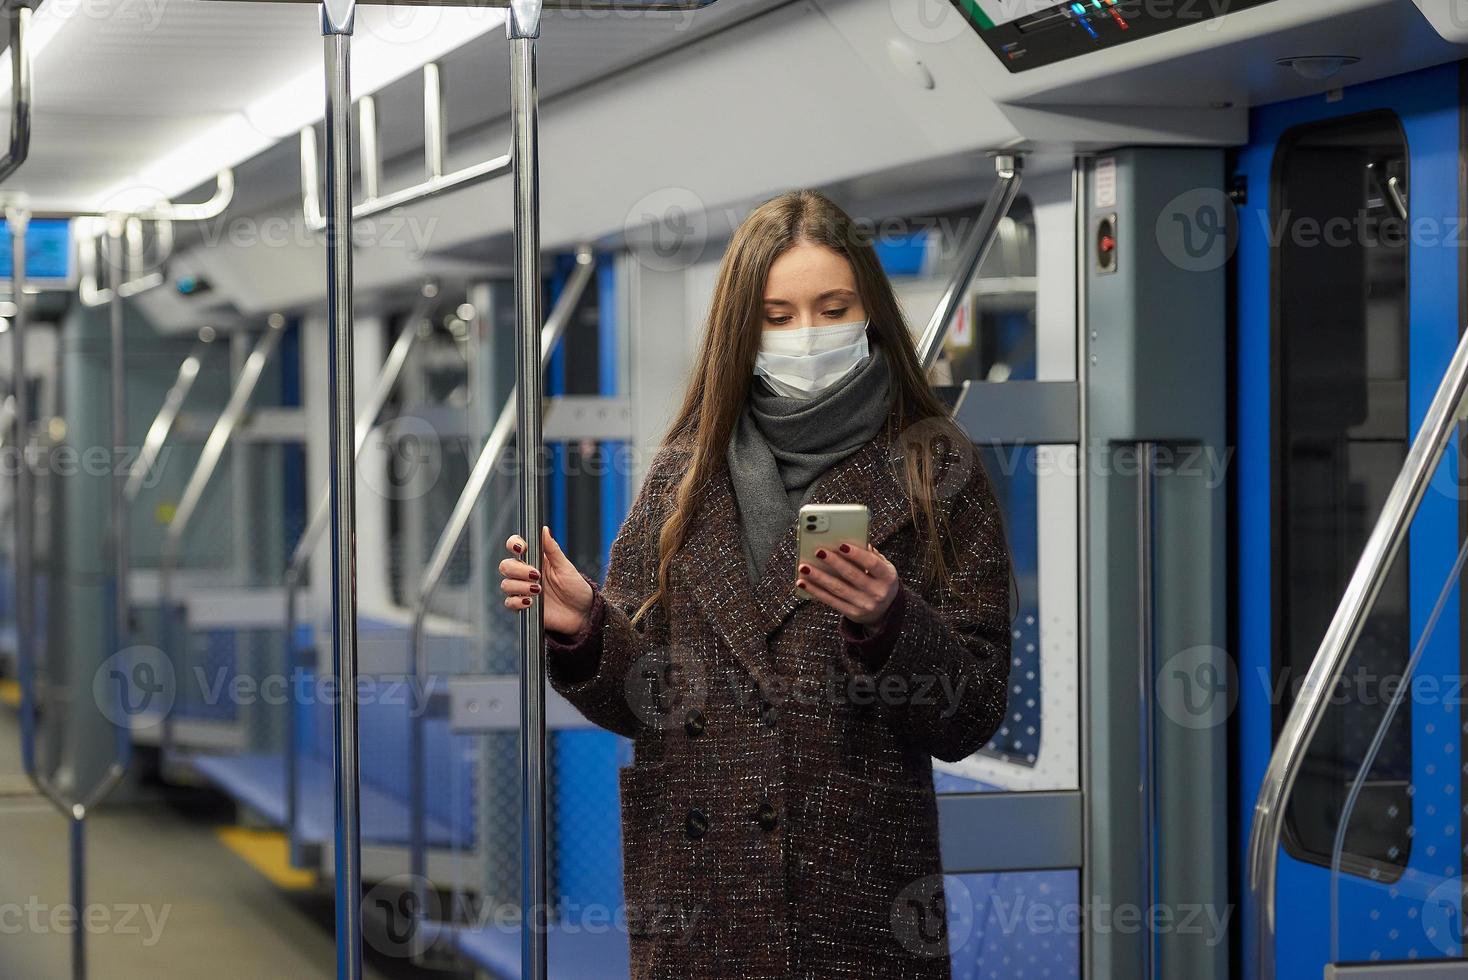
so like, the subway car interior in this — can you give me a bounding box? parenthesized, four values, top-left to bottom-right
(5, 0, 1468, 978)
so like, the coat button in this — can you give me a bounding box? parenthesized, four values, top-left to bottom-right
(684, 708, 706, 737)
(686, 808, 709, 840)
(759, 701, 779, 728)
(756, 800, 778, 832)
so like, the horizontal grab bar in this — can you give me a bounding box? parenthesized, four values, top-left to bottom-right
(300, 62, 511, 231)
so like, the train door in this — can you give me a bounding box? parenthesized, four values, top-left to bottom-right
(1236, 62, 1466, 976)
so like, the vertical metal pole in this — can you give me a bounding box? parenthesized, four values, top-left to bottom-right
(508, 2, 547, 977)
(69, 813, 85, 980)
(8, 206, 35, 776)
(107, 216, 131, 660)
(424, 62, 446, 182)
(1074, 155, 1094, 980)
(1136, 441, 1158, 980)
(359, 96, 380, 203)
(321, 1, 362, 977)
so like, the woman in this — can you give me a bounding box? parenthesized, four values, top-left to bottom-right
(499, 190, 1012, 979)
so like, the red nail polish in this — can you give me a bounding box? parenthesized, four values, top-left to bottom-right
(530, 584, 541, 594)
(796, 579, 806, 590)
(801, 565, 813, 576)
(815, 549, 827, 560)
(522, 597, 532, 606)
(528, 570, 540, 581)
(513, 544, 523, 553)
(839, 543, 851, 554)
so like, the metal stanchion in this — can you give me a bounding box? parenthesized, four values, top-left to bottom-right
(508, 2, 548, 976)
(320, 0, 363, 976)
(8, 205, 37, 783)
(107, 215, 132, 678)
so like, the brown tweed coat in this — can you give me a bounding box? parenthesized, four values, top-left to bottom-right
(547, 428, 1012, 979)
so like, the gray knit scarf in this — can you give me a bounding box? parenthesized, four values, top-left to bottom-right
(726, 345, 893, 582)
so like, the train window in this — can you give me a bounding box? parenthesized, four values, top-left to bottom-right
(1272, 111, 1413, 879)
(883, 196, 1078, 795)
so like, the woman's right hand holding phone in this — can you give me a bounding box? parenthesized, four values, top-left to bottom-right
(499, 527, 595, 636)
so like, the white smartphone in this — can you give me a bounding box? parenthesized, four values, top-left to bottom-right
(794, 503, 870, 599)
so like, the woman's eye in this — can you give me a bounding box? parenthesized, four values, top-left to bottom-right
(821, 307, 849, 319)
(766, 315, 792, 326)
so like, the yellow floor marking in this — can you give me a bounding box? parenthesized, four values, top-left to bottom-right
(0, 679, 18, 709)
(215, 826, 318, 892)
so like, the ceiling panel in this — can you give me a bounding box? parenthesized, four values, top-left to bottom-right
(1, 0, 788, 211)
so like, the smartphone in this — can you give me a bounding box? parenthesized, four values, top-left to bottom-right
(794, 503, 870, 599)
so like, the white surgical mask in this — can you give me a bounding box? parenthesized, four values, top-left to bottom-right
(754, 320, 870, 399)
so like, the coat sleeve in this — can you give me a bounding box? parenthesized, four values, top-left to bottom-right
(545, 448, 678, 738)
(849, 465, 1013, 763)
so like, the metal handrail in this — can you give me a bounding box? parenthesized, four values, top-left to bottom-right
(404, 244, 594, 954)
(1247, 323, 1468, 979)
(77, 216, 170, 307)
(124, 338, 214, 503)
(0, 2, 32, 185)
(70, 171, 235, 307)
(281, 281, 438, 849)
(917, 154, 1024, 370)
(300, 61, 511, 231)
(157, 317, 287, 753)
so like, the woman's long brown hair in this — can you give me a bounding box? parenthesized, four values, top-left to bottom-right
(632, 189, 981, 624)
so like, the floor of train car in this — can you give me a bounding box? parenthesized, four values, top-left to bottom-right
(0, 708, 468, 980)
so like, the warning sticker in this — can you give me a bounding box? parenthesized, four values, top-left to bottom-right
(1094, 157, 1117, 210)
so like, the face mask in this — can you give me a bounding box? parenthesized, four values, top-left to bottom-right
(754, 320, 870, 399)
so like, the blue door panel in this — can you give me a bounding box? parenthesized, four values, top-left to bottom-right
(1236, 61, 1463, 977)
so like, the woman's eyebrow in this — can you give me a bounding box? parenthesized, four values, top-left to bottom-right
(762, 288, 857, 305)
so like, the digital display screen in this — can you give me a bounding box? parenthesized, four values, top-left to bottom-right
(951, 0, 1277, 72)
(955, 0, 1074, 30)
(0, 218, 73, 284)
